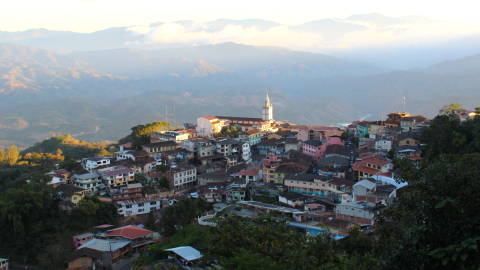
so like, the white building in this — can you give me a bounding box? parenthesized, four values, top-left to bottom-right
(335, 201, 379, 225)
(81, 156, 114, 172)
(170, 164, 197, 190)
(196, 115, 225, 137)
(262, 92, 273, 122)
(241, 141, 251, 163)
(279, 191, 307, 207)
(375, 139, 393, 152)
(72, 172, 102, 192)
(116, 197, 162, 217)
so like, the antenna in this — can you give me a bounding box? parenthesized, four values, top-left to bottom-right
(174, 105, 176, 129)
(403, 96, 406, 113)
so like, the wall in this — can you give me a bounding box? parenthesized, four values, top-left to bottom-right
(398, 138, 420, 146)
(68, 257, 93, 270)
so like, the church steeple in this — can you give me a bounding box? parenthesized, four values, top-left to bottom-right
(262, 92, 273, 121)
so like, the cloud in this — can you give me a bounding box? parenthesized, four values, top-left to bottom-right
(125, 20, 480, 50)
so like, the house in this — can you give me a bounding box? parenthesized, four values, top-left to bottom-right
(167, 164, 197, 190)
(47, 168, 72, 184)
(196, 115, 225, 136)
(181, 138, 217, 158)
(352, 156, 393, 181)
(48, 173, 67, 186)
(269, 130, 297, 140)
(335, 201, 385, 225)
(111, 183, 143, 201)
(246, 181, 284, 200)
(238, 129, 262, 145)
(398, 131, 420, 146)
(73, 233, 95, 248)
(56, 184, 86, 207)
(317, 156, 350, 177)
(302, 140, 323, 162)
(257, 138, 284, 155)
(353, 177, 406, 204)
(81, 156, 114, 172)
(0, 258, 8, 270)
(297, 126, 340, 141)
(279, 191, 307, 207)
(116, 197, 161, 217)
(356, 122, 370, 136)
(115, 150, 150, 161)
(400, 115, 428, 130)
(283, 174, 354, 203)
(304, 203, 326, 213)
(72, 172, 102, 192)
(458, 110, 479, 122)
(65, 238, 131, 269)
(103, 225, 155, 254)
(196, 182, 227, 203)
(237, 139, 251, 163)
(262, 151, 312, 183)
(375, 138, 393, 152)
(285, 138, 302, 152)
(150, 130, 192, 143)
(216, 139, 240, 157)
(141, 141, 177, 160)
(197, 170, 231, 185)
(161, 149, 194, 166)
(234, 169, 260, 182)
(385, 112, 410, 127)
(273, 164, 305, 184)
(395, 145, 421, 158)
(226, 179, 248, 202)
(98, 166, 135, 188)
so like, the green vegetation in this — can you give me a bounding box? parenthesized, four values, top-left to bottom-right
(136, 224, 208, 265)
(129, 122, 172, 150)
(158, 197, 212, 237)
(24, 134, 112, 159)
(203, 213, 378, 270)
(421, 105, 480, 159)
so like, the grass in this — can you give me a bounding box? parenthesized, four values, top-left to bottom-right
(136, 224, 208, 265)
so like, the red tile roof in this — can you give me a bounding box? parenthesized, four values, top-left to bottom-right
(409, 156, 424, 160)
(106, 225, 154, 239)
(120, 142, 132, 147)
(202, 115, 217, 120)
(103, 168, 134, 176)
(352, 165, 378, 175)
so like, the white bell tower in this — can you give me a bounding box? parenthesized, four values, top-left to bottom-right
(262, 92, 273, 121)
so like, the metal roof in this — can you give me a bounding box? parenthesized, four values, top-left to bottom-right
(165, 246, 202, 261)
(238, 201, 306, 214)
(73, 232, 95, 239)
(78, 239, 130, 252)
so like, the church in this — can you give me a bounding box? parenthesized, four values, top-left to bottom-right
(216, 92, 275, 131)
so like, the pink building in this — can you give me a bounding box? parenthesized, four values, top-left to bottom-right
(72, 232, 95, 248)
(297, 126, 340, 141)
(302, 137, 345, 162)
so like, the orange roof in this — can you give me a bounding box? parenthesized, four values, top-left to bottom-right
(120, 142, 132, 147)
(352, 165, 378, 175)
(362, 157, 391, 167)
(409, 156, 424, 160)
(106, 225, 154, 239)
(202, 115, 217, 120)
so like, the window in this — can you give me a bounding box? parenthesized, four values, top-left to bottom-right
(126, 205, 132, 209)
(150, 207, 157, 211)
(138, 203, 144, 207)
(150, 201, 156, 205)
(138, 209, 144, 212)
(115, 250, 119, 255)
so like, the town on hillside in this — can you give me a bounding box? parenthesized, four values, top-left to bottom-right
(1, 97, 479, 270)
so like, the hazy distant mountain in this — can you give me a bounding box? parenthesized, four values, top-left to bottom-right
(69, 43, 387, 80)
(2, 13, 479, 69)
(422, 53, 480, 75)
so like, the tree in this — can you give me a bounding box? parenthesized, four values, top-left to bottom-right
(341, 225, 373, 255)
(158, 197, 210, 237)
(158, 178, 170, 190)
(0, 148, 5, 164)
(145, 211, 156, 231)
(439, 103, 464, 116)
(377, 155, 480, 269)
(97, 149, 110, 156)
(5, 144, 19, 166)
(78, 198, 99, 217)
(340, 132, 349, 142)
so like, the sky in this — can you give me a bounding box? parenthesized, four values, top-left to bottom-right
(1, 0, 480, 33)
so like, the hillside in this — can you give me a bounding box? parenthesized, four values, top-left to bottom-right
(423, 53, 480, 75)
(0, 88, 361, 147)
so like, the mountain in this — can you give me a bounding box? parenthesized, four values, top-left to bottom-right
(422, 53, 480, 75)
(0, 88, 361, 147)
(2, 14, 479, 69)
(69, 43, 387, 79)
